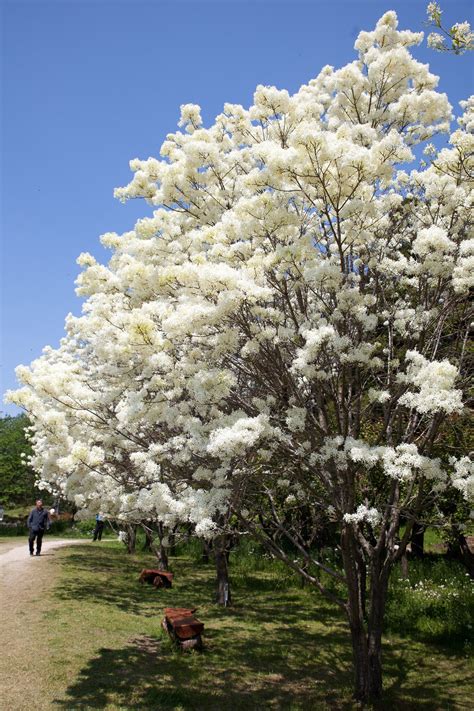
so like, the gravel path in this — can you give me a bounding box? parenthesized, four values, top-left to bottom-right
(0, 537, 82, 583)
(0, 538, 84, 711)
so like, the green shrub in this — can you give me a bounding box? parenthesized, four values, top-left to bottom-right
(0, 519, 74, 537)
(72, 519, 97, 537)
(173, 536, 204, 562)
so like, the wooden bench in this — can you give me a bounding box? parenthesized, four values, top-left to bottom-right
(162, 607, 204, 650)
(139, 568, 174, 589)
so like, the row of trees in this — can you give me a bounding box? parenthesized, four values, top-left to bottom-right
(6, 12, 473, 703)
(0, 415, 38, 509)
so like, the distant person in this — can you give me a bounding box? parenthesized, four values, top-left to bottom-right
(92, 513, 105, 541)
(27, 499, 49, 556)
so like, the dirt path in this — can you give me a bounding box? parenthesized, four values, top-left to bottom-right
(0, 538, 83, 711)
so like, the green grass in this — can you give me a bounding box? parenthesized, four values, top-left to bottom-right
(423, 527, 445, 549)
(397, 524, 473, 553)
(386, 557, 473, 654)
(25, 541, 472, 710)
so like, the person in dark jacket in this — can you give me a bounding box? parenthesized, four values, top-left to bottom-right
(92, 513, 105, 541)
(27, 499, 49, 556)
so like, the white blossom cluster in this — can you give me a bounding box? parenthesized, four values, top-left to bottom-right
(398, 351, 463, 415)
(343, 505, 382, 528)
(426, 3, 474, 54)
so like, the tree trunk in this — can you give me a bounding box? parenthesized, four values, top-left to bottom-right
(447, 531, 474, 578)
(367, 562, 390, 701)
(400, 552, 409, 578)
(410, 522, 425, 558)
(142, 527, 153, 551)
(157, 544, 168, 569)
(350, 622, 370, 703)
(201, 540, 211, 564)
(126, 524, 137, 554)
(457, 535, 474, 578)
(214, 536, 231, 606)
(300, 561, 309, 587)
(168, 525, 178, 556)
(154, 522, 169, 570)
(342, 525, 370, 701)
(341, 525, 390, 703)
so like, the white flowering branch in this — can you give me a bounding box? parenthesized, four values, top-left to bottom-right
(426, 3, 474, 54)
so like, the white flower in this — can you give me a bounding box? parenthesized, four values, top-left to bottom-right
(398, 351, 463, 415)
(343, 505, 381, 528)
(285, 407, 306, 432)
(194, 518, 217, 539)
(451, 457, 474, 501)
(427, 2, 441, 23)
(413, 226, 455, 257)
(207, 415, 272, 458)
(4, 10, 468, 570)
(178, 103, 203, 133)
(368, 389, 391, 404)
(427, 32, 446, 51)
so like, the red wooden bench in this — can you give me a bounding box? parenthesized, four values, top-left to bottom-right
(139, 568, 174, 589)
(162, 607, 204, 650)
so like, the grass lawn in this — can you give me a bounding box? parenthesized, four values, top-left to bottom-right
(15, 541, 470, 710)
(0, 534, 25, 550)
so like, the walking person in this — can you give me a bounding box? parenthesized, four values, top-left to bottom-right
(27, 499, 49, 556)
(92, 513, 105, 541)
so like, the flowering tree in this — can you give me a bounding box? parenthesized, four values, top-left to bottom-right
(8, 11, 473, 703)
(9, 301, 237, 595)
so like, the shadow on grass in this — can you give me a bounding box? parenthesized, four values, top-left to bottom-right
(53, 630, 354, 710)
(53, 545, 345, 626)
(51, 631, 472, 711)
(52, 544, 170, 617)
(52, 546, 472, 710)
(380, 646, 474, 711)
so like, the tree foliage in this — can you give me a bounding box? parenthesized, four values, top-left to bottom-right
(0, 415, 38, 508)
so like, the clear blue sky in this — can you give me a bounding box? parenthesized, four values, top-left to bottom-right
(1, 0, 472, 415)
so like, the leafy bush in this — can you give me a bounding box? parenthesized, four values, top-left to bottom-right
(173, 536, 204, 562)
(0, 522, 29, 536)
(0, 518, 73, 537)
(229, 537, 301, 590)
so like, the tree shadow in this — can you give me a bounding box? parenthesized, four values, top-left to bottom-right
(52, 546, 472, 710)
(52, 545, 174, 616)
(52, 625, 471, 711)
(379, 642, 474, 711)
(53, 628, 355, 710)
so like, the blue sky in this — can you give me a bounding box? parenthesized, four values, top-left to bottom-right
(1, 0, 473, 415)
